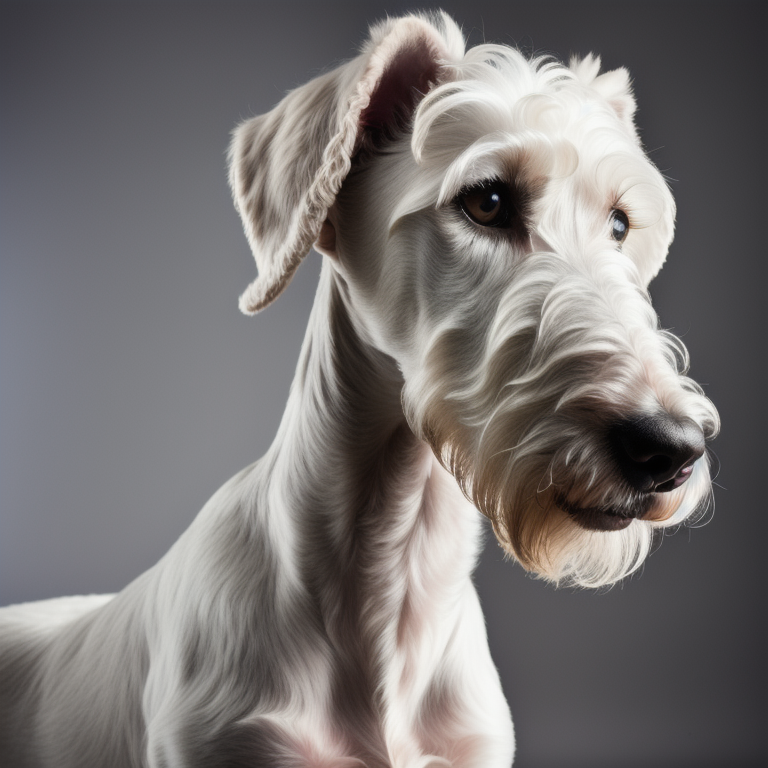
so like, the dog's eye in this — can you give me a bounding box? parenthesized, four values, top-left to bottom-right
(611, 210, 630, 243)
(459, 182, 513, 228)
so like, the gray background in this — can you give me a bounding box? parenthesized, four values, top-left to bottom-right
(1, 1, 765, 766)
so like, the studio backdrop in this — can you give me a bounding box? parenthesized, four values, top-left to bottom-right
(1, 2, 765, 767)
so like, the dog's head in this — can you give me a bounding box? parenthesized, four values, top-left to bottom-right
(229, 13, 719, 587)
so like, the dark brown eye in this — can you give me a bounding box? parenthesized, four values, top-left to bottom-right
(611, 209, 630, 243)
(459, 182, 513, 228)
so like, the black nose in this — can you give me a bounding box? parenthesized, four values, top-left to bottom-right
(611, 415, 706, 493)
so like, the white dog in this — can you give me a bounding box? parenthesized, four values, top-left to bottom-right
(0, 12, 718, 768)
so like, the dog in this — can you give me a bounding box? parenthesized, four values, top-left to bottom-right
(0, 11, 719, 768)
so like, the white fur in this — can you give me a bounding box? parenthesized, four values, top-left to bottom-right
(0, 12, 717, 768)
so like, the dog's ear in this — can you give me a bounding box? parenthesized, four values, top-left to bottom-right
(229, 13, 463, 314)
(570, 54, 637, 135)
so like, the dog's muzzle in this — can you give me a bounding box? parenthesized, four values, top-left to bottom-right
(559, 413, 706, 532)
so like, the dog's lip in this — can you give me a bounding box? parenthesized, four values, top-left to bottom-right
(556, 495, 641, 532)
(567, 506, 634, 532)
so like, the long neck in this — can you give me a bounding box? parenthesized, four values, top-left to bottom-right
(261, 263, 482, 650)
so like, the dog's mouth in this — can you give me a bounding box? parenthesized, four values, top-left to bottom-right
(556, 494, 654, 532)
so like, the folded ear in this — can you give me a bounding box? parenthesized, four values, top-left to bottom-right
(570, 54, 637, 137)
(229, 13, 464, 314)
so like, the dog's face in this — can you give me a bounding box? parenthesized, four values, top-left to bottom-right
(230, 13, 719, 587)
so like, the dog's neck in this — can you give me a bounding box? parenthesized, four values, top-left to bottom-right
(261, 262, 483, 655)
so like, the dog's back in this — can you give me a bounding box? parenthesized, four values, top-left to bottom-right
(0, 589, 148, 767)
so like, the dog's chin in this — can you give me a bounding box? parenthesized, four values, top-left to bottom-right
(556, 494, 654, 532)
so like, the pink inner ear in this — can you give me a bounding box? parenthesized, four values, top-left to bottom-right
(361, 40, 440, 133)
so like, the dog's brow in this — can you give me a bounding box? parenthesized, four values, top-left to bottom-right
(435, 133, 576, 207)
